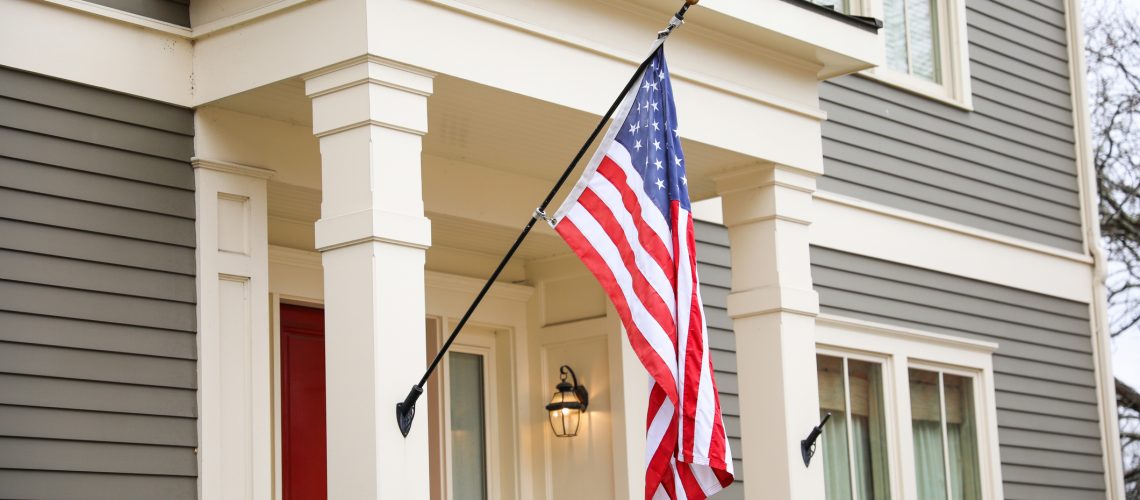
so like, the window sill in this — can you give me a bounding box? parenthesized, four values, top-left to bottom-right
(856, 66, 974, 111)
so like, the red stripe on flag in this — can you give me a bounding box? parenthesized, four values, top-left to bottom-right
(676, 461, 708, 500)
(646, 384, 676, 499)
(555, 218, 679, 403)
(577, 188, 677, 345)
(596, 157, 675, 284)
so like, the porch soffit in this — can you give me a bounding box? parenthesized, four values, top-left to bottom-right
(219, 74, 754, 200)
(226, 74, 757, 262)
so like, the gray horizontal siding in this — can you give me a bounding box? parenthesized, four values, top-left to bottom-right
(84, 0, 190, 27)
(695, 221, 744, 499)
(818, 0, 1084, 252)
(694, 223, 1107, 498)
(0, 66, 197, 497)
(811, 246, 1106, 499)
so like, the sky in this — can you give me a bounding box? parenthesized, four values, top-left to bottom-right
(1085, 0, 1140, 388)
(1115, 335, 1140, 388)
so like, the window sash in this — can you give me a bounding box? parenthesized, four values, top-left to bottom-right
(909, 368, 983, 500)
(817, 353, 892, 500)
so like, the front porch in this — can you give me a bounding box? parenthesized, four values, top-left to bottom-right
(187, 1, 881, 497)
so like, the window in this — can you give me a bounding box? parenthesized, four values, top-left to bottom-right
(840, 0, 972, 108)
(427, 321, 511, 500)
(883, 0, 940, 82)
(815, 315, 1002, 500)
(812, 0, 850, 12)
(448, 352, 489, 500)
(908, 368, 982, 500)
(817, 353, 892, 500)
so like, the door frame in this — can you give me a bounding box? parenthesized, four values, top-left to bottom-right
(268, 247, 535, 500)
(431, 324, 502, 500)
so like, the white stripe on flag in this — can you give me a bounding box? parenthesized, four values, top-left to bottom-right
(565, 204, 679, 377)
(604, 142, 673, 257)
(586, 172, 676, 317)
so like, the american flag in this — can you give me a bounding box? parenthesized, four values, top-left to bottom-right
(550, 47, 735, 499)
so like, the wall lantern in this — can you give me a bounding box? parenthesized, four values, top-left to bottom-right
(545, 365, 589, 437)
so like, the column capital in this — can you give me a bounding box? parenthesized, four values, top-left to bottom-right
(726, 285, 819, 319)
(305, 57, 434, 137)
(315, 208, 431, 252)
(303, 56, 435, 98)
(715, 163, 816, 229)
(191, 157, 276, 180)
(712, 162, 818, 196)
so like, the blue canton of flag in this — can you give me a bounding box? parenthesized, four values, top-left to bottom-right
(613, 52, 691, 221)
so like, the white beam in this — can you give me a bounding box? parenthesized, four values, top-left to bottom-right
(811, 191, 1094, 303)
(0, 0, 192, 106)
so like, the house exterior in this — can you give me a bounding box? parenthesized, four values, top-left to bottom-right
(0, 0, 1126, 498)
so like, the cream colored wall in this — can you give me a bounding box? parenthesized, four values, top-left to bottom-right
(525, 254, 625, 500)
(195, 106, 321, 189)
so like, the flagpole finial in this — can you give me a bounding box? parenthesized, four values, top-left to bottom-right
(686, 0, 699, 5)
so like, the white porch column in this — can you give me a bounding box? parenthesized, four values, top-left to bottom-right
(716, 164, 824, 500)
(304, 58, 434, 499)
(192, 158, 274, 500)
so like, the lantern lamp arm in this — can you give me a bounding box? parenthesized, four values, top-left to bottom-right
(559, 365, 589, 411)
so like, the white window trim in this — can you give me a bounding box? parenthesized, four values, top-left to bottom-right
(849, 0, 974, 110)
(437, 327, 502, 500)
(815, 313, 1004, 500)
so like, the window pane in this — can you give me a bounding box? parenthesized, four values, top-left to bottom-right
(944, 374, 982, 500)
(849, 359, 891, 500)
(884, 0, 909, 73)
(910, 369, 947, 500)
(449, 353, 487, 500)
(812, 0, 849, 13)
(905, 0, 940, 82)
(817, 355, 853, 500)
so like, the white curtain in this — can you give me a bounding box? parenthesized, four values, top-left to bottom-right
(912, 420, 947, 500)
(860, 365, 891, 499)
(946, 376, 981, 500)
(822, 409, 853, 500)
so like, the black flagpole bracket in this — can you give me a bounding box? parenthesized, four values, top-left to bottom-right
(801, 412, 832, 467)
(396, 384, 423, 437)
(394, 0, 698, 439)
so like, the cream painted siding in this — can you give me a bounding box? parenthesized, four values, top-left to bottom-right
(819, 0, 1083, 252)
(0, 66, 197, 498)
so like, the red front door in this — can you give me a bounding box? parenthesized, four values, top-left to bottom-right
(281, 304, 327, 500)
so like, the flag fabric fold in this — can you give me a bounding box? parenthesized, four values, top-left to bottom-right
(550, 46, 735, 500)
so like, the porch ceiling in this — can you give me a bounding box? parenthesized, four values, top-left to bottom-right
(216, 73, 749, 263)
(214, 74, 750, 196)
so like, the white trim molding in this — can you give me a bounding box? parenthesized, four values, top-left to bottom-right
(851, 0, 974, 110)
(194, 159, 275, 500)
(697, 191, 1096, 303)
(811, 190, 1095, 303)
(1064, 0, 1128, 496)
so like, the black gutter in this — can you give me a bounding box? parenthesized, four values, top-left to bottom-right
(779, 0, 883, 33)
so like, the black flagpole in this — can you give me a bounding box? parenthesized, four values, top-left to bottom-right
(396, 0, 700, 438)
